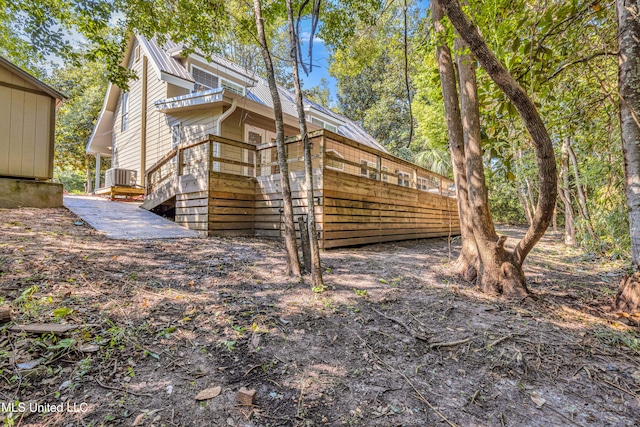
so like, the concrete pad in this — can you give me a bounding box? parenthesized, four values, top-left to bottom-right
(0, 178, 63, 208)
(64, 195, 199, 240)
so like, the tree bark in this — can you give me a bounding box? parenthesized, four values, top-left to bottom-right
(455, 36, 527, 296)
(298, 215, 311, 273)
(432, 0, 478, 281)
(617, 0, 640, 268)
(439, 0, 557, 271)
(253, 0, 301, 277)
(566, 139, 598, 243)
(614, 0, 640, 312)
(561, 138, 577, 245)
(285, 0, 324, 289)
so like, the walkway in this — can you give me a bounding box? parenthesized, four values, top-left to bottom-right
(64, 195, 199, 240)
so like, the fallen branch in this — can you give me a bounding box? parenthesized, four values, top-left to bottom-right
(96, 378, 152, 397)
(9, 323, 101, 335)
(430, 337, 471, 350)
(354, 332, 457, 427)
(488, 333, 525, 349)
(370, 306, 428, 341)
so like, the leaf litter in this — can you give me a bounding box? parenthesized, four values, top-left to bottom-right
(0, 208, 638, 426)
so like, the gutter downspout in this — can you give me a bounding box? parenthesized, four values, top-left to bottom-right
(215, 98, 238, 136)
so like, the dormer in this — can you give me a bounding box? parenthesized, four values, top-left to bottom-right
(190, 64, 246, 96)
(304, 105, 345, 132)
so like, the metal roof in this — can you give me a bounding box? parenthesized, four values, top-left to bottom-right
(138, 37, 194, 82)
(142, 37, 387, 153)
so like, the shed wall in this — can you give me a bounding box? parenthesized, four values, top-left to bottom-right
(0, 66, 54, 179)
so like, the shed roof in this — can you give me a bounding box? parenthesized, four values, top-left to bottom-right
(0, 56, 66, 100)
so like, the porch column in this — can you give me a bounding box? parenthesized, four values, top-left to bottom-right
(95, 154, 101, 190)
(85, 155, 93, 193)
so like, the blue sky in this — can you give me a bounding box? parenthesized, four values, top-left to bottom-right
(297, 19, 337, 101)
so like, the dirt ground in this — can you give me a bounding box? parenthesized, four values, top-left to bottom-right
(1, 206, 639, 427)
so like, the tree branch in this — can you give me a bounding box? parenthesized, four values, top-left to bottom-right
(438, 0, 557, 266)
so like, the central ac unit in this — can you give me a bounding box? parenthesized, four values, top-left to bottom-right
(105, 168, 137, 187)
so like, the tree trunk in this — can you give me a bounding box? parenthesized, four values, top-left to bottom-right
(298, 216, 311, 273)
(552, 204, 558, 233)
(561, 138, 577, 245)
(454, 36, 527, 296)
(440, 0, 557, 273)
(253, 0, 301, 277)
(432, 1, 478, 281)
(614, 0, 640, 312)
(614, 273, 640, 313)
(566, 139, 598, 243)
(514, 151, 533, 225)
(285, 0, 324, 289)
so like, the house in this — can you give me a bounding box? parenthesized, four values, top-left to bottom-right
(87, 35, 460, 248)
(0, 56, 65, 208)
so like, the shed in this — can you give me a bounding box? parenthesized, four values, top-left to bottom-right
(0, 56, 66, 208)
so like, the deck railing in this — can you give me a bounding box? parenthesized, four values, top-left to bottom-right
(146, 135, 257, 194)
(145, 130, 455, 198)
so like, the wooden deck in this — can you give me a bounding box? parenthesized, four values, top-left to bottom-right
(95, 185, 145, 200)
(144, 131, 460, 248)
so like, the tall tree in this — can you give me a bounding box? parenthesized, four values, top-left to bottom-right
(285, 0, 324, 289)
(617, 0, 640, 268)
(253, 0, 302, 277)
(437, 0, 557, 296)
(615, 0, 640, 312)
(431, 2, 478, 280)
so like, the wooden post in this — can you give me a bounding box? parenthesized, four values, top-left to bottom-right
(298, 215, 311, 273)
(376, 156, 382, 181)
(413, 168, 418, 189)
(177, 146, 184, 177)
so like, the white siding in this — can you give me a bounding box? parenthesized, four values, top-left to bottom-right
(112, 40, 150, 183)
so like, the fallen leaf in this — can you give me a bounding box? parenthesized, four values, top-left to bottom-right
(530, 391, 546, 408)
(195, 386, 222, 401)
(132, 413, 145, 426)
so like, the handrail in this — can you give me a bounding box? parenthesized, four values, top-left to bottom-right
(281, 129, 455, 188)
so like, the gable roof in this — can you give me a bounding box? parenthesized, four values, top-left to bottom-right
(0, 56, 66, 100)
(141, 36, 387, 153)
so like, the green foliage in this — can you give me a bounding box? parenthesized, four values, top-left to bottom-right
(53, 307, 73, 320)
(49, 57, 108, 173)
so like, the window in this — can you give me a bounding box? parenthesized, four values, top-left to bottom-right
(222, 80, 245, 95)
(191, 66, 245, 95)
(417, 177, 428, 191)
(134, 45, 140, 62)
(360, 160, 378, 180)
(381, 166, 389, 182)
(397, 170, 411, 187)
(121, 92, 129, 132)
(310, 116, 338, 132)
(247, 130, 263, 145)
(326, 149, 344, 171)
(192, 67, 219, 92)
(171, 124, 181, 148)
